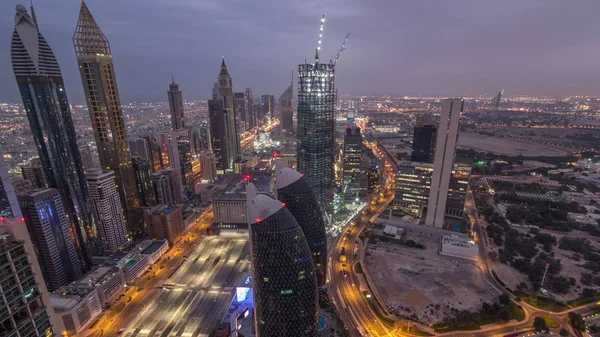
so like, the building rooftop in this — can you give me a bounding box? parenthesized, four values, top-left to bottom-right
(150, 205, 178, 215)
(140, 240, 167, 255)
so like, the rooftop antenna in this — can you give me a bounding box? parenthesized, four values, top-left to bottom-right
(315, 15, 325, 63)
(330, 32, 350, 66)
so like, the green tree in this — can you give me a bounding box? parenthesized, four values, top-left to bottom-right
(568, 312, 585, 331)
(533, 317, 547, 333)
(559, 328, 568, 337)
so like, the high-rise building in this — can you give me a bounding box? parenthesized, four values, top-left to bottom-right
(493, 90, 503, 109)
(411, 118, 437, 163)
(297, 62, 336, 214)
(279, 77, 293, 133)
(167, 77, 186, 131)
(234, 92, 246, 133)
(425, 99, 463, 228)
(0, 223, 64, 337)
(198, 125, 212, 152)
(131, 157, 157, 207)
(249, 194, 318, 336)
(245, 88, 255, 130)
(174, 130, 193, 191)
(18, 188, 83, 291)
(78, 139, 95, 170)
(86, 169, 127, 251)
(261, 94, 275, 122)
(208, 99, 229, 172)
(144, 205, 184, 244)
(0, 156, 19, 219)
(342, 127, 364, 202)
(129, 138, 151, 161)
(211, 82, 219, 100)
(12, 5, 100, 259)
(20, 159, 47, 189)
(73, 2, 139, 219)
(157, 132, 181, 181)
(198, 151, 217, 182)
(276, 167, 327, 288)
(0, 152, 64, 336)
(217, 59, 240, 165)
(152, 168, 181, 205)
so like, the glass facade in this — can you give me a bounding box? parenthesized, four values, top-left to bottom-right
(11, 8, 100, 260)
(277, 175, 328, 287)
(251, 199, 318, 337)
(411, 124, 437, 163)
(297, 62, 335, 214)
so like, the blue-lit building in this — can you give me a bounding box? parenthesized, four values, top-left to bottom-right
(17, 188, 83, 291)
(276, 167, 327, 288)
(249, 194, 318, 336)
(11, 5, 100, 260)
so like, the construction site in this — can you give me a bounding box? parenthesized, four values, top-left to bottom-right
(365, 231, 496, 324)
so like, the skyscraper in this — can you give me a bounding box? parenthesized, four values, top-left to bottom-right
(167, 77, 186, 130)
(86, 169, 128, 251)
(297, 61, 336, 214)
(234, 92, 246, 133)
(208, 99, 229, 171)
(425, 99, 463, 228)
(0, 156, 19, 219)
(20, 159, 47, 189)
(131, 156, 157, 207)
(198, 125, 211, 152)
(249, 194, 318, 336)
(493, 90, 503, 109)
(18, 188, 83, 291)
(11, 5, 100, 258)
(342, 127, 364, 202)
(217, 59, 240, 165)
(411, 118, 437, 163)
(261, 94, 275, 121)
(276, 167, 327, 288)
(73, 1, 139, 217)
(198, 151, 217, 182)
(279, 77, 293, 133)
(245, 88, 255, 129)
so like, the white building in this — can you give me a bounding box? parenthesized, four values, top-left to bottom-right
(439, 234, 478, 261)
(426, 99, 463, 228)
(51, 288, 102, 335)
(65, 266, 125, 306)
(120, 254, 149, 284)
(86, 169, 127, 251)
(139, 240, 169, 264)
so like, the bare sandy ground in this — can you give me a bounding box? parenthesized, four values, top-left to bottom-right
(458, 133, 571, 157)
(366, 236, 496, 324)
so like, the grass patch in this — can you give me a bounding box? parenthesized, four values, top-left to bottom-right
(354, 263, 363, 274)
(568, 296, 600, 307)
(362, 291, 396, 327)
(513, 291, 569, 312)
(509, 302, 526, 322)
(432, 322, 480, 333)
(538, 315, 559, 328)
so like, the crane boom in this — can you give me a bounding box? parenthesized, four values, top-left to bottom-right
(331, 32, 350, 66)
(315, 15, 325, 62)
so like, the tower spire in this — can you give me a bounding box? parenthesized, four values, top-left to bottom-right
(171, 75, 175, 85)
(219, 57, 229, 76)
(73, 0, 111, 56)
(30, 0, 39, 31)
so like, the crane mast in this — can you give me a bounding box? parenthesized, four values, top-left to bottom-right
(315, 15, 325, 63)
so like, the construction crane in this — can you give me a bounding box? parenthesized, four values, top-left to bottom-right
(315, 15, 325, 62)
(330, 32, 350, 66)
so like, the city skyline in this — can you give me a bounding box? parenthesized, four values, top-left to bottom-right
(2, 1, 600, 103)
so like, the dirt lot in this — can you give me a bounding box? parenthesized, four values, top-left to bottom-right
(365, 234, 497, 324)
(457, 133, 571, 157)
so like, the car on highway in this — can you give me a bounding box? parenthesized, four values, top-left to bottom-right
(117, 328, 126, 334)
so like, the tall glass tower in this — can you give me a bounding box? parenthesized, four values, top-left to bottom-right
(276, 167, 327, 287)
(73, 1, 140, 225)
(249, 194, 318, 337)
(297, 62, 336, 215)
(11, 4, 100, 260)
(168, 77, 186, 130)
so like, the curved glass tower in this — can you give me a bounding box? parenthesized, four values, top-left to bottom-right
(249, 194, 318, 337)
(11, 4, 100, 260)
(276, 167, 328, 287)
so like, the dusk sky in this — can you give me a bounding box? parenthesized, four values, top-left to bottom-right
(1, 0, 599, 103)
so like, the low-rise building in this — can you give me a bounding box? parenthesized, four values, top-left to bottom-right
(51, 288, 102, 336)
(139, 240, 169, 265)
(65, 266, 125, 306)
(145, 205, 184, 244)
(120, 255, 150, 284)
(439, 235, 478, 261)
